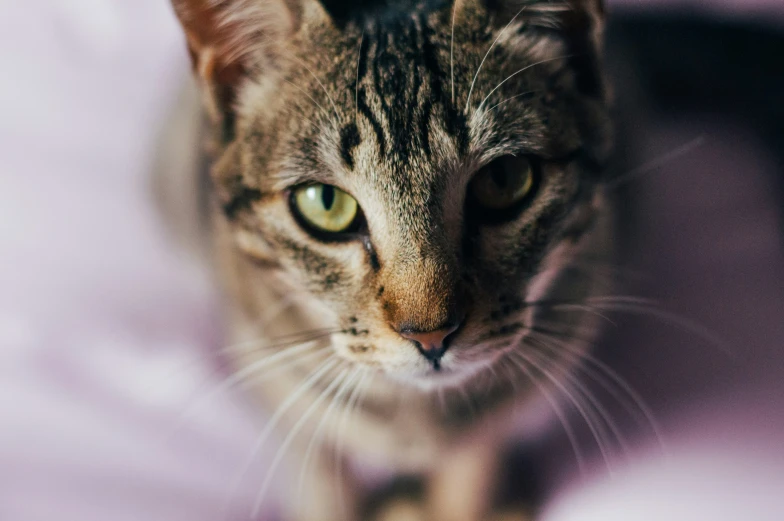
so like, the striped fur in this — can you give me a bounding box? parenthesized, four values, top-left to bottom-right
(165, 0, 612, 519)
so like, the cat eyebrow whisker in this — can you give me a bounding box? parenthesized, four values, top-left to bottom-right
(464, 4, 529, 114)
(290, 55, 343, 128)
(282, 78, 330, 122)
(472, 53, 574, 121)
(485, 89, 538, 113)
(355, 30, 365, 124)
(449, 0, 458, 104)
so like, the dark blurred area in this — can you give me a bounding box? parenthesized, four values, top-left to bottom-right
(534, 12, 784, 517)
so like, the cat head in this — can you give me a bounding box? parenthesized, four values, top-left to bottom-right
(172, 0, 611, 388)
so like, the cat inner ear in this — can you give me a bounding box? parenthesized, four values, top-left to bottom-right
(171, 0, 330, 141)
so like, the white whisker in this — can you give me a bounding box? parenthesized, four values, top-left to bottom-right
(529, 346, 631, 458)
(485, 89, 538, 113)
(505, 352, 587, 476)
(473, 54, 572, 119)
(607, 136, 706, 188)
(528, 328, 667, 453)
(554, 298, 734, 356)
(296, 367, 361, 514)
(335, 370, 370, 520)
(294, 58, 343, 128)
(513, 349, 613, 474)
(355, 30, 364, 123)
(222, 356, 339, 517)
(465, 4, 529, 113)
(163, 340, 328, 442)
(450, 0, 458, 104)
(252, 366, 351, 517)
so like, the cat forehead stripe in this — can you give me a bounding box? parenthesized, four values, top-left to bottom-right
(352, 16, 469, 164)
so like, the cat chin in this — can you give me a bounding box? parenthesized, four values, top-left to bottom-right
(380, 358, 491, 392)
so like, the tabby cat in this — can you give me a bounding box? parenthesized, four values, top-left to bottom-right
(164, 0, 612, 519)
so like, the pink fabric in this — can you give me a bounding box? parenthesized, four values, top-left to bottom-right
(1, 1, 783, 520)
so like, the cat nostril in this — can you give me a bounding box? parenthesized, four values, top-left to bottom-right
(397, 323, 459, 362)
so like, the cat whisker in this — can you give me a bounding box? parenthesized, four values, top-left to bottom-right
(465, 4, 530, 113)
(335, 370, 372, 520)
(527, 326, 667, 453)
(355, 30, 365, 123)
(297, 367, 363, 515)
(238, 344, 333, 389)
(528, 343, 632, 459)
(473, 54, 574, 119)
(607, 136, 707, 189)
(221, 356, 341, 518)
(504, 351, 587, 477)
(547, 297, 734, 356)
(252, 365, 353, 517)
(449, 0, 458, 104)
(486, 90, 538, 113)
(512, 347, 614, 474)
(220, 327, 340, 357)
(291, 57, 343, 128)
(282, 78, 331, 124)
(147, 326, 338, 397)
(161, 339, 333, 443)
(456, 385, 477, 420)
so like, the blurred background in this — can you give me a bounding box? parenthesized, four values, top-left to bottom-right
(1, 1, 782, 520)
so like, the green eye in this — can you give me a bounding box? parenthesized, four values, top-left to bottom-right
(292, 184, 359, 234)
(469, 156, 535, 211)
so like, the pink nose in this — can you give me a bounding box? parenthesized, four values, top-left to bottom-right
(398, 324, 459, 364)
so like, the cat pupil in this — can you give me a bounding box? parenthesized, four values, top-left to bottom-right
(321, 185, 335, 210)
(491, 168, 508, 189)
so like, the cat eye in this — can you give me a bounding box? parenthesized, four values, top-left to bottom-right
(466, 155, 538, 224)
(291, 183, 361, 236)
(469, 155, 536, 212)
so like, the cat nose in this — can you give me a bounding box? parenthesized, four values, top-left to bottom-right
(397, 323, 460, 363)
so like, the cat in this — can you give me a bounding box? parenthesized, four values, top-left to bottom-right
(163, 0, 613, 519)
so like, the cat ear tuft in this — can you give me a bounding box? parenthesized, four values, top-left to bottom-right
(171, 0, 296, 132)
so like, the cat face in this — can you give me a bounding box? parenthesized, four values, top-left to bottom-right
(174, 0, 610, 387)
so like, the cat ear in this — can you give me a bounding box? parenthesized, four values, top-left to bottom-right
(171, 0, 328, 135)
(476, 0, 607, 97)
(478, 0, 605, 40)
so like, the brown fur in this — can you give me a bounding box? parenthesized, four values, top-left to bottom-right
(163, 0, 612, 519)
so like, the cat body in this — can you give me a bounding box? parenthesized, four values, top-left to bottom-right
(162, 0, 612, 519)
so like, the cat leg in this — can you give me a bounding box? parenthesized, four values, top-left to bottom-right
(426, 439, 500, 521)
(281, 451, 360, 521)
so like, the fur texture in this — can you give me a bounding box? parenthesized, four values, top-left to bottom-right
(166, 0, 612, 519)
